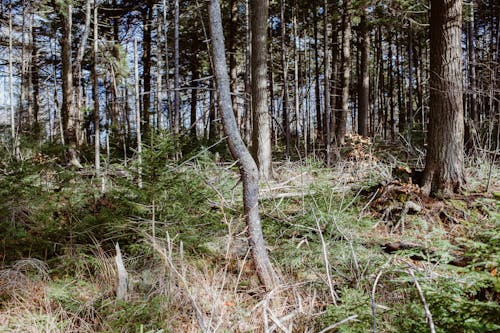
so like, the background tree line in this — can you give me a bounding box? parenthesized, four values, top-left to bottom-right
(0, 0, 498, 178)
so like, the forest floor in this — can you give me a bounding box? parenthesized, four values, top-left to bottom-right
(0, 136, 499, 332)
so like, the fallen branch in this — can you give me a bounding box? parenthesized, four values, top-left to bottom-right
(382, 241, 470, 267)
(318, 315, 359, 333)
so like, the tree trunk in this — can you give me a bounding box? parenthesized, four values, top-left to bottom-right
(174, 0, 180, 134)
(422, 0, 465, 196)
(134, 39, 143, 189)
(323, 0, 332, 164)
(8, 5, 16, 145)
(93, 5, 101, 190)
(60, 2, 81, 167)
(357, 10, 369, 137)
(280, 0, 290, 158)
(251, 0, 272, 179)
(142, 0, 153, 137)
(208, 0, 277, 291)
(336, 0, 351, 145)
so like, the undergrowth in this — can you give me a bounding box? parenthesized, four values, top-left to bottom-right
(0, 139, 499, 332)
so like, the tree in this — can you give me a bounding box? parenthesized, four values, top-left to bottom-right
(208, 0, 277, 291)
(251, 0, 272, 179)
(357, 7, 369, 137)
(58, 1, 82, 168)
(421, 0, 465, 196)
(335, 0, 351, 145)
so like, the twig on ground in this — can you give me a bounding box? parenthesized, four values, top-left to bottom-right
(408, 269, 436, 333)
(318, 314, 359, 333)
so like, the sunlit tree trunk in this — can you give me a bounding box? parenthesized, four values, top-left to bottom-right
(60, 2, 81, 167)
(174, 0, 180, 134)
(336, 0, 351, 145)
(208, 0, 277, 290)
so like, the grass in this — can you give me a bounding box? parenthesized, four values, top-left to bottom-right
(0, 144, 499, 332)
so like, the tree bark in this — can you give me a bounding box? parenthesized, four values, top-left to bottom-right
(142, 0, 153, 136)
(280, 0, 290, 158)
(422, 0, 465, 196)
(208, 0, 277, 291)
(357, 10, 369, 137)
(251, 0, 272, 179)
(60, 2, 81, 167)
(336, 0, 351, 145)
(134, 39, 143, 189)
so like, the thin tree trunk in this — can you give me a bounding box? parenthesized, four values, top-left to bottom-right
(208, 0, 277, 291)
(93, 5, 102, 191)
(358, 10, 369, 137)
(280, 0, 290, 158)
(323, 0, 332, 164)
(293, 8, 300, 151)
(174, 0, 180, 134)
(134, 39, 143, 189)
(388, 32, 395, 141)
(313, 1, 322, 141)
(142, 0, 153, 136)
(8, 5, 16, 145)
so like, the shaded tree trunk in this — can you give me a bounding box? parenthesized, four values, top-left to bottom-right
(208, 0, 277, 291)
(422, 0, 465, 196)
(357, 10, 369, 137)
(142, 0, 153, 137)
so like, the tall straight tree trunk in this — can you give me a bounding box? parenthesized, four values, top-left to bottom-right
(60, 2, 81, 167)
(336, 0, 351, 145)
(93, 5, 101, 189)
(190, 56, 199, 138)
(422, 0, 465, 196)
(244, 0, 251, 145)
(280, 0, 290, 158)
(142, 0, 153, 137)
(293, 8, 300, 151)
(229, 0, 240, 126)
(357, 9, 369, 137)
(323, 0, 332, 164)
(174, 0, 180, 134)
(388, 32, 395, 141)
(407, 23, 414, 137)
(396, 31, 406, 134)
(134, 39, 143, 189)
(313, 1, 322, 141)
(8, 5, 16, 144)
(251, 0, 272, 179)
(208, 0, 277, 291)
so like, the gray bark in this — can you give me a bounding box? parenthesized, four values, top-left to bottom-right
(208, 0, 277, 291)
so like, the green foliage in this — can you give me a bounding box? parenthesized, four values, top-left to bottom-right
(394, 273, 500, 333)
(100, 296, 173, 332)
(319, 288, 374, 333)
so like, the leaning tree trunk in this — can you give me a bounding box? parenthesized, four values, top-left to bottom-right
(422, 0, 465, 196)
(208, 0, 277, 291)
